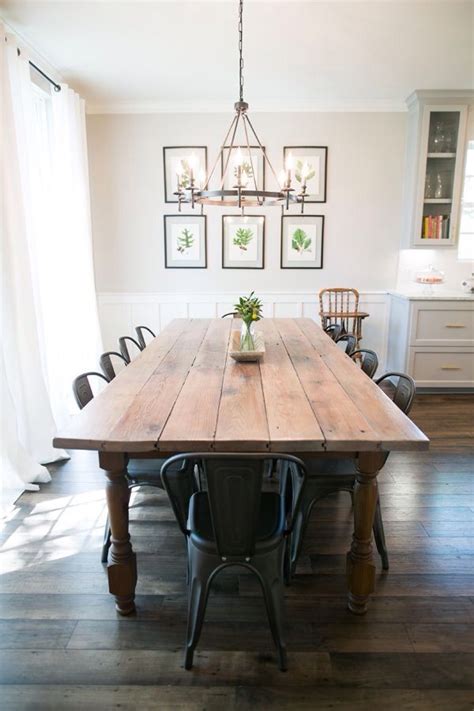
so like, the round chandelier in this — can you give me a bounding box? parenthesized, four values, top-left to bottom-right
(175, 0, 309, 213)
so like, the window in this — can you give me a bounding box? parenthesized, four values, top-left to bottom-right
(458, 140, 474, 261)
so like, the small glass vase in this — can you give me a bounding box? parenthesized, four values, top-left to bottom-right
(240, 321, 256, 351)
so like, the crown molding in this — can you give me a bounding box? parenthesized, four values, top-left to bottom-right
(406, 89, 474, 109)
(86, 99, 407, 115)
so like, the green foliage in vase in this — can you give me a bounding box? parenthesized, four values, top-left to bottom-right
(233, 291, 263, 326)
(291, 228, 312, 254)
(176, 228, 194, 253)
(233, 227, 254, 251)
(295, 159, 316, 184)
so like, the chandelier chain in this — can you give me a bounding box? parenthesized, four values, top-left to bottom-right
(238, 0, 244, 101)
(175, 0, 305, 211)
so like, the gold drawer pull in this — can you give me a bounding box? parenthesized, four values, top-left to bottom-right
(445, 324, 466, 328)
(440, 366, 462, 370)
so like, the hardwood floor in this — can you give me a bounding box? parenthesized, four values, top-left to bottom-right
(0, 395, 473, 710)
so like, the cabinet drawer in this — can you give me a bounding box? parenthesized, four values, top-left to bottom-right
(412, 305, 474, 345)
(409, 349, 474, 386)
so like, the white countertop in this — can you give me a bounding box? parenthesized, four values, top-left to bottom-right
(389, 288, 474, 301)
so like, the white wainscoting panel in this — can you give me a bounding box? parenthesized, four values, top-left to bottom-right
(97, 291, 390, 372)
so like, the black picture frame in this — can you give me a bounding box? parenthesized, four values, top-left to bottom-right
(283, 146, 328, 203)
(280, 214, 324, 269)
(163, 214, 207, 269)
(221, 214, 265, 269)
(163, 146, 208, 203)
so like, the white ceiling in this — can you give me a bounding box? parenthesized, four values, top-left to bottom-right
(1, 0, 473, 112)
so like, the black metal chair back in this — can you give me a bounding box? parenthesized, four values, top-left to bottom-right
(118, 336, 143, 364)
(351, 349, 378, 378)
(324, 323, 343, 341)
(336, 333, 357, 355)
(99, 351, 128, 381)
(205, 457, 265, 558)
(376, 372, 416, 415)
(135, 325, 156, 349)
(161, 452, 306, 544)
(72, 372, 109, 409)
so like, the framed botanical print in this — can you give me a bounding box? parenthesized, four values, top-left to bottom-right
(222, 215, 265, 269)
(163, 146, 207, 203)
(220, 145, 265, 193)
(280, 215, 324, 269)
(283, 146, 327, 202)
(164, 214, 207, 268)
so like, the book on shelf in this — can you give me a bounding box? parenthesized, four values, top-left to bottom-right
(421, 214, 450, 240)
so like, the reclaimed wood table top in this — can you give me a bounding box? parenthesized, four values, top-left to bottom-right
(53, 318, 429, 454)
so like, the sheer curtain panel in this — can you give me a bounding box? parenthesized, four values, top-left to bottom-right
(1, 27, 102, 514)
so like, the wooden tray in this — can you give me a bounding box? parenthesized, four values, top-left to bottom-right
(229, 330, 265, 362)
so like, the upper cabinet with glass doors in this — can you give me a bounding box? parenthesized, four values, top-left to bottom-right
(402, 91, 473, 247)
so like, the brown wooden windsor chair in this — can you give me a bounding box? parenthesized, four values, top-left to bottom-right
(318, 288, 369, 347)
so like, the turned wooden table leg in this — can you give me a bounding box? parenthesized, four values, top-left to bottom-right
(346, 451, 386, 615)
(99, 451, 137, 616)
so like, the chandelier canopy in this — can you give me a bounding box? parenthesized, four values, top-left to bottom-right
(175, 0, 308, 213)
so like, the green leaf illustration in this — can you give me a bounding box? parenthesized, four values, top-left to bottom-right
(233, 160, 254, 182)
(291, 228, 312, 254)
(295, 159, 316, 184)
(179, 159, 191, 188)
(176, 227, 194, 253)
(233, 227, 254, 251)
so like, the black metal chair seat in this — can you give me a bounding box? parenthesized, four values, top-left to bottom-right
(188, 490, 285, 552)
(286, 372, 416, 579)
(127, 458, 166, 485)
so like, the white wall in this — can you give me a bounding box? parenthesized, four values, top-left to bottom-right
(87, 111, 407, 364)
(86, 111, 406, 295)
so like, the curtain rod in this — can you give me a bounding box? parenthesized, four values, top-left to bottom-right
(16, 47, 61, 92)
(30, 60, 61, 92)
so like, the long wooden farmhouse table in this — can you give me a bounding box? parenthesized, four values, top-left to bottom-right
(54, 318, 429, 616)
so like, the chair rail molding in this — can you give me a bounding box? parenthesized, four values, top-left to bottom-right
(97, 291, 390, 373)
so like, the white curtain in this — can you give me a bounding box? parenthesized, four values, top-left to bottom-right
(1, 27, 103, 515)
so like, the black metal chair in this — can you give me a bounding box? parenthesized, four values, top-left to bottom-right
(161, 452, 307, 671)
(286, 372, 416, 577)
(135, 325, 156, 349)
(350, 349, 378, 378)
(119, 336, 143, 363)
(72, 371, 169, 564)
(99, 351, 128, 381)
(221, 311, 239, 318)
(324, 323, 343, 341)
(72, 372, 110, 408)
(335, 332, 357, 355)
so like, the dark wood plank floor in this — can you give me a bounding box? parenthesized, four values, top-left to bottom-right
(1, 395, 473, 710)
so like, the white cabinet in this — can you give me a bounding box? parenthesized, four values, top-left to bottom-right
(402, 91, 473, 248)
(387, 293, 474, 389)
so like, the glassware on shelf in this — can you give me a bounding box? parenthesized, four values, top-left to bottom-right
(444, 130, 454, 153)
(415, 265, 445, 294)
(424, 173, 433, 199)
(434, 173, 444, 199)
(431, 121, 446, 153)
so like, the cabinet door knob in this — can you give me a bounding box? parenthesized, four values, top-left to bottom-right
(445, 324, 466, 328)
(440, 366, 462, 370)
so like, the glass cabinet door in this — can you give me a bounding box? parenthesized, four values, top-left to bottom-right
(420, 111, 460, 244)
(418, 108, 465, 245)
